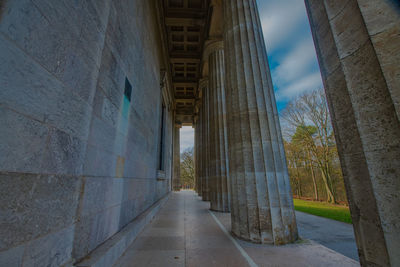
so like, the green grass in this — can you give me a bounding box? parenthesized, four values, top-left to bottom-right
(293, 198, 352, 224)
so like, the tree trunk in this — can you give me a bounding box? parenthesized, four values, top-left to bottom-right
(296, 167, 302, 197)
(308, 151, 318, 200)
(320, 168, 335, 203)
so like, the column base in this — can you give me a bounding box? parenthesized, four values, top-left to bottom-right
(210, 208, 230, 213)
(230, 228, 298, 245)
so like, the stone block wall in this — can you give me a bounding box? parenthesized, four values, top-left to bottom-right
(0, 0, 173, 266)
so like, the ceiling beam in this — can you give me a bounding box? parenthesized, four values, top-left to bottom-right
(165, 17, 205, 27)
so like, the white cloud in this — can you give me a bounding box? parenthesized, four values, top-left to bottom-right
(257, 0, 323, 105)
(273, 37, 317, 85)
(180, 126, 194, 152)
(259, 0, 305, 52)
(275, 72, 322, 102)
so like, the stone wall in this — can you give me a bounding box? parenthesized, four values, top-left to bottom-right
(0, 0, 172, 266)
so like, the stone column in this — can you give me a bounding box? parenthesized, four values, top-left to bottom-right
(204, 41, 230, 212)
(172, 123, 181, 191)
(194, 117, 198, 192)
(200, 78, 210, 201)
(194, 114, 198, 193)
(223, 0, 298, 244)
(195, 108, 202, 196)
(208, 68, 218, 208)
(198, 100, 203, 197)
(305, 1, 400, 265)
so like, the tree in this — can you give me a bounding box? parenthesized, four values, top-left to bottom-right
(180, 147, 195, 189)
(292, 125, 319, 201)
(284, 141, 304, 197)
(282, 89, 341, 203)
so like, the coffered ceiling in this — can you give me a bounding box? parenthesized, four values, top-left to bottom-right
(161, 0, 211, 124)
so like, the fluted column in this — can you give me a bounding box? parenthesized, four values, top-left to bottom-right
(194, 115, 199, 193)
(223, 0, 298, 244)
(172, 123, 181, 191)
(197, 110, 202, 196)
(198, 98, 204, 197)
(205, 41, 230, 212)
(305, 1, 400, 265)
(200, 78, 210, 201)
(195, 103, 203, 196)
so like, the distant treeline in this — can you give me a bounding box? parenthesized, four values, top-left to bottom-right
(281, 89, 347, 204)
(181, 148, 195, 189)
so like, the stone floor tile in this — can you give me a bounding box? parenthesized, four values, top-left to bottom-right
(130, 236, 184, 251)
(114, 191, 359, 267)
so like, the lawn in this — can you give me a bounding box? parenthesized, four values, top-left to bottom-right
(293, 198, 352, 224)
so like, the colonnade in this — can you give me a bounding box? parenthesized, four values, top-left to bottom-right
(191, 0, 399, 264)
(193, 0, 298, 244)
(172, 123, 181, 191)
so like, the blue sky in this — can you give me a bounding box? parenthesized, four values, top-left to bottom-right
(257, 0, 323, 111)
(180, 0, 323, 152)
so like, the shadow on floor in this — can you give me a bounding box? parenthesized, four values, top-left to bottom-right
(114, 190, 359, 267)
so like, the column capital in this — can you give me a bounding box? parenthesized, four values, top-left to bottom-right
(198, 77, 209, 89)
(210, 0, 222, 7)
(197, 78, 209, 99)
(194, 99, 202, 113)
(202, 40, 224, 62)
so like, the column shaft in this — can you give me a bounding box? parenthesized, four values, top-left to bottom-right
(305, 1, 400, 265)
(194, 119, 199, 192)
(208, 46, 230, 212)
(201, 79, 210, 201)
(209, 69, 218, 208)
(199, 102, 203, 196)
(197, 107, 203, 196)
(173, 125, 181, 191)
(223, 0, 298, 244)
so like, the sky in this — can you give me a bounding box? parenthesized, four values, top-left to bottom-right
(257, 0, 323, 111)
(180, 0, 323, 152)
(180, 126, 195, 152)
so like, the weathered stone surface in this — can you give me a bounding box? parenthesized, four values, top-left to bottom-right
(358, 0, 400, 119)
(41, 128, 87, 176)
(305, 0, 400, 265)
(83, 144, 117, 177)
(0, 0, 81, 75)
(0, 0, 109, 104)
(1, 0, 170, 266)
(0, 173, 81, 250)
(78, 177, 156, 220)
(205, 41, 229, 212)
(73, 204, 122, 260)
(0, 35, 92, 141)
(223, 0, 298, 244)
(0, 107, 48, 173)
(201, 79, 211, 202)
(0, 244, 24, 267)
(23, 225, 75, 267)
(87, 115, 124, 156)
(76, 194, 169, 267)
(79, 177, 124, 217)
(73, 178, 160, 261)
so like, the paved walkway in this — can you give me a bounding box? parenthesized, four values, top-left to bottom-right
(114, 191, 359, 267)
(295, 210, 359, 261)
